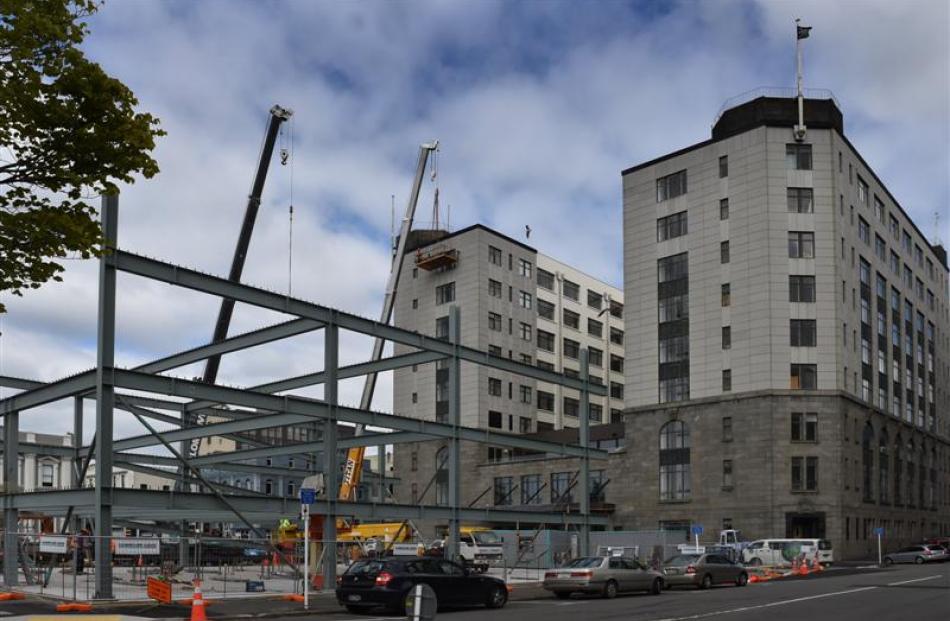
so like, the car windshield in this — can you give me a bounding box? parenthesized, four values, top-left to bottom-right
(563, 557, 603, 568)
(665, 555, 701, 566)
(472, 531, 501, 545)
(345, 560, 389, 576)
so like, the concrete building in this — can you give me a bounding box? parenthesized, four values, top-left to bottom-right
(620, 92, 950, 557)
(0, 429, 75, 493)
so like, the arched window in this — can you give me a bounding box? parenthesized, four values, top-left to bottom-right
(659, 420, 690, 501)
(906, 440, 915, 508)
(862, 423, 874, 502)
(893, 435, 903, 506)
(435, 446, 448, 506)
(878, 429, 889, 504)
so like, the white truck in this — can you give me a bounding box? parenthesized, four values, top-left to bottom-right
(430, 529, 504, 573)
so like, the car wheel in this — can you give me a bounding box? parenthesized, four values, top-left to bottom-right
(603, 579, 618, 599)
(700, 574, 713, 590)
(883, 557, 893, 567)
(486, 584, 508, 609)
(554, 591, 572, 600)
(650, 578, 662, 595)
(736, 572, 748, 587)
(915, 556, 924, 565)
(749, 558, 762, 567)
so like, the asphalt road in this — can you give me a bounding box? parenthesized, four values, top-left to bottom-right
(311, 563, 948, 621)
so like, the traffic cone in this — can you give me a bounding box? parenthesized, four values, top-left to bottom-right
(813, 553, 823, 572)
(190, 580, 207, 621)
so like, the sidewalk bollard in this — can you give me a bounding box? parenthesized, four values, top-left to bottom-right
(405, 582, 437, 621)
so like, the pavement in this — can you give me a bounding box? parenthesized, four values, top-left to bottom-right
(1, 562, 946, 621)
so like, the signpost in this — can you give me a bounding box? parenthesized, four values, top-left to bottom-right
(873, 527, 885, 566)
(300, 487, 316, 610)
(691, 524, 704, 552)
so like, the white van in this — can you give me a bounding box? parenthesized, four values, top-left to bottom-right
(741, 539, 827, 567)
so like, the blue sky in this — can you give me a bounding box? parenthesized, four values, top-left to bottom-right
(2, 0, 948, 437)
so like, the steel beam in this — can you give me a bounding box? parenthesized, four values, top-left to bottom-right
(3, 410, 19, 585)
(113, 452, 320, 479)
(322, 322, 338, 589)
(0, 370, 96, 415)
(0, 376, 193, 413)
(110, 369, 607, 460)
(112, 251, 607, 396)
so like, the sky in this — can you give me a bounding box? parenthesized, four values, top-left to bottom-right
(2, 0, 948, 442)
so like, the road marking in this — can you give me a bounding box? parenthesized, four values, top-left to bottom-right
(886, 574, 942, 586)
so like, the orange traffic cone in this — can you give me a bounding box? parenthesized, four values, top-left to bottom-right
(190, 580, 207, 621)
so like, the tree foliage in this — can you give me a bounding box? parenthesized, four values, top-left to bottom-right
(0, 0, 164, 311)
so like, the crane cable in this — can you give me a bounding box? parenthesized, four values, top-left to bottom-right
(279, 117, 296, 297)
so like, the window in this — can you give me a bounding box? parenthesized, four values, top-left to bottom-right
(587, 317, 603, 337)
(537, 298, 555, 320)
(789, 275, 815, 302)
(722, 369, 732, 391)
(874, 196, 885, 223)
(889, 250, 899, 274)
(719, 155, 728, 178)
(610, 300, 623, 318)
(518, 290, 532, 309)
(488, 312, 502, 332)
(722, 326, 731, 350)
(722, 416, 733, 442)
(720, 241, 730, 263)
(786, 144, 812, 170)
(494, 477, 514, 505)
(857, 176, 868, 205)
(790, 319, 817, 347)
(537, 390, 554, 411)
(610, 354, 624, 373)
(40, 463, 54, 487)
(589, 403, 603, 422)
(563, 397, 579, 417)
(720, 198, 729, 220)
(875, 235, 886, 261)
(537, 268, 555, 290)
(265, 479, 273, 495)
(435, 282, 455, 305)
(657, 211, 688, 241)
(790, 364, 817, 389)
(659, 420, 690, 501)
(889, 215, 899, 238)
(658, 292, 688, 322)
(521, 474, 542, 505)
(435, 316, 449, 340)
(551, 472, 572, 503)
(488, 245, 502, 266)
(488, 377, 502, 397)
(787, 187, 814, 213)
(902, 230, 912, 253)
(588, 346, 603, 367)
(488, 411, 502, 428)
(519, 322, 532, 341)
(518, 258, 532, 278)
(858, 218, 870, 244)
(587, 290, 603, 310)
(412, 298, 418, 309)
(563, 308, 580, 329)
(562, 279, 580, 301)
(720, 283, 730, 306)
(791, 456, 818, 492)
(791, 412, 818, 442)
(656, 169, 688, 202)
(488, 279, 502, 298)
(610, 381, 624, 399)
(722, 459, 734, 489)
(658, 252, 688, 282)
(488, 344, 502, 357)
(788, 232, 815, 258)
(563, 338, 580, 359)
(537, 329, 555, 352)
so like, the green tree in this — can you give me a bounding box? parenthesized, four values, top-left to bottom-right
(0, 0, 164, 311)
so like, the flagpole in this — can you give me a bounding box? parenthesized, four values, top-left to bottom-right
(795, 18, 806, 141)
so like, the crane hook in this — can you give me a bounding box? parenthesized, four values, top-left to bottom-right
(280, 148, 289, 166)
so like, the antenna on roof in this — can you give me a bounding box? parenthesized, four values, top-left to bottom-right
(934, 210, 942, 246)
(794, 18, 812, 142)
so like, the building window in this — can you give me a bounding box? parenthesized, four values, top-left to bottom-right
(517, 385, 532, 404)
(488, 312, 502, 332)
(519, 322, 532, 341)
(537, 268, 555, 290)
(791, 412, 818, 442)
(857, 176, 868, 205)
(858, 217, 870, 244)
(790, 364, 817, 389)
(656, 169, 688, 202)
(518, 258, 532, 278)
(717, 155, 728, 178)
(721, 283, 730, 307)
(875, 235, 886, 261)
(493, 477, 514, 505)
(537, 298, 555, 320)
(537, 329, 555, 352)
(562, 308, 580, 329)
(412, 298, 418, 309)
(489, 279, 502, 298)
(720, 241, 730, 264)
(610, 354, 624, 373)
(720, 326, 730, 350)
(563, 338, 580, 359)
(786, 144, 812, 170)
(717, 198, 729, 221)
(790, 319, 817, 347)
(434, 316, 449, 340)
(878, 430, 890, 504)
(563, 397, 579, 417)
(789, 275, 815, 302)
(589, 403, 603, 422)
(562, 279, 580, 301)
(788, 231, 815, 258)
(551, 472, 573, 504)
(587, 317, 603, 338)
(537, 390, 554, 411)
(587, 346, 603, 367)
(722, 369, 732, 392)
(722, 416, 733, 442)
(521, 474, 542, 505)
(787, 187, 814, 213)
(488, 344, 502, 357)
(610, 381, 624, 399)
(488, 411, 502, 429)
(435, 282, 455, 305)
(722, 459, 734, 489)
(518, 290, 532, 309)
(657, 211, 688, 241)
(488, 245, 502, 266)
(488, 377, 502, 397)
(40, 463, 55, 488)
(410, 448, 418, 472)
(659, 420, 690, 501)
(265, 479, 273, 495)
(791, 456, 818, 492)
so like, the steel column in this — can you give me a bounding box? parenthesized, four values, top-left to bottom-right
(94, 194, 118, 599)
(578, 348, 590, 557)
(3, 409, 19, 585)
(445, 306, 461, 562)
(322, 322, 338, 590)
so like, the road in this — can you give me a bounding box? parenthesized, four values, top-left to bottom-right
(308, 564, 948, 621)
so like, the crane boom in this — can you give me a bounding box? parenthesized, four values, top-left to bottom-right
(338, 141, 439, 501)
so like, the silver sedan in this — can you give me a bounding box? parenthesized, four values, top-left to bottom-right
(542, 556, 664, 599)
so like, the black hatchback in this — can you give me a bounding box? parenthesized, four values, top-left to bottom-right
(336, 556, 509, 614)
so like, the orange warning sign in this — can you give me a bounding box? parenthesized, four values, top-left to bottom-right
(147, 576, 173, 604)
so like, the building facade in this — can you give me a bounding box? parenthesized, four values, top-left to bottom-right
(620, 94, 950, 557)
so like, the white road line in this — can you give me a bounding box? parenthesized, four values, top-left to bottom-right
(886, 574, 942, 586)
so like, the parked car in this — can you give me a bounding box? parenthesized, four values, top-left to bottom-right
(335, 556, 508, 614)
(662, 553, 749, 589)
(883, 545, 948, 565)
(542, 556, 664, 599)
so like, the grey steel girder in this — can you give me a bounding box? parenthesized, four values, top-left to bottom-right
(0, 370, 95, 414)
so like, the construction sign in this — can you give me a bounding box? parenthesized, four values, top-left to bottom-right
(147, 576, 173, 604)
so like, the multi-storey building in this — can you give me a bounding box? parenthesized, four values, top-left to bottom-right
(0, 429, 75, 492)
(620, 92, 950, 557)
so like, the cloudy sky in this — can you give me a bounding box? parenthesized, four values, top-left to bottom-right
(2, 0, 948, 441)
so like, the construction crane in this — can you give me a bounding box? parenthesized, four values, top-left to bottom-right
(337, 140, 439, 502)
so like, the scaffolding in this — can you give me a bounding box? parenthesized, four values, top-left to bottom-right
(0, 194, 608, 598)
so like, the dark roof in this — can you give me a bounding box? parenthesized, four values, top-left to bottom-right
(403, 223, 536, 255)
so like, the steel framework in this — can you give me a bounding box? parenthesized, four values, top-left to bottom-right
(0, 195, 606, 598)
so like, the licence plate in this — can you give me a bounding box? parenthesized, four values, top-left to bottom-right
(347, 594, 362, 602)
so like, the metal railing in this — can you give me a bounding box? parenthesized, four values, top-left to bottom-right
(713, 86, 840, 125)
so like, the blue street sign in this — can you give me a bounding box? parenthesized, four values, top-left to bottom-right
(873, 527, 885, 537)
(299, 488, 316, 505)
(690, 525, 704, 536)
